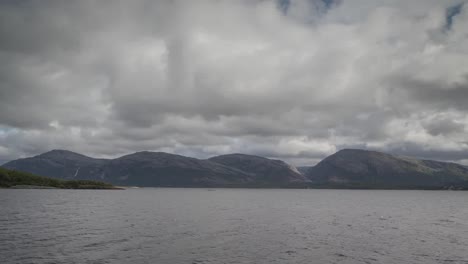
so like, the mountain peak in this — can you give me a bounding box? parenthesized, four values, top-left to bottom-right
(38, 149, 90, 159)
(3, 148, 468, 189)
(306, 149, 468, 188)
(209, 153, 307, 183)
(336, 148, 385, 155)
(115, 151, 192, 161)
(331, 149, 394, 161)
(211, 153, 272, 160)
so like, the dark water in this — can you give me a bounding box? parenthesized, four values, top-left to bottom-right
(1, 189, 467, 264)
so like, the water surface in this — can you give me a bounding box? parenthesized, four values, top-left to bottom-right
(1, 188, 467, 264)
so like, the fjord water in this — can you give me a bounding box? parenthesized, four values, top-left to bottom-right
(1, 189, 467, 264)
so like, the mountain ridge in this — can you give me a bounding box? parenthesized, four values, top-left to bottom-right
(3, 148, 468, 189)
(304, 149, 468, 189)
(3, 150, 303, 187)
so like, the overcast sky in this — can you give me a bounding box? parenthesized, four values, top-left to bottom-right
(0, 0, 467, 166)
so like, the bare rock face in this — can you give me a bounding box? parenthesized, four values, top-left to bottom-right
(305, 149, 468, 189)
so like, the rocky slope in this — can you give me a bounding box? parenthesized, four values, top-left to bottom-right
(2, 150, 108, 181)
(2, 150, 302, 187)
(3, 148, 468, 189)
(209, 154, 307, 184)
(101, 151, 254, 187)
(304, 149, 468, 189)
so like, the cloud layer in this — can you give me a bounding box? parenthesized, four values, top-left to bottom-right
(1, 0, 467, 165)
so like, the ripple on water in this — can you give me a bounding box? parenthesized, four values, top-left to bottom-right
(0, 189, 468, 264)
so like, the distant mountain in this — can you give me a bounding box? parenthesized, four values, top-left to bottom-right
(2, 150, 302, 187)
(3, 150, 108, 181)
(304, 149, 468, 189)
(296, 166, 313, 175)
(208, 154, 308, 184)
(3, 149, 468, 189)
(102, 151, 254, 187)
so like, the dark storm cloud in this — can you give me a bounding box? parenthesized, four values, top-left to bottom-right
(387, 75, 468, 112)
(0, 0, 468, 166)
(423, 117, 465, 136)
(446, 3, 464, 30)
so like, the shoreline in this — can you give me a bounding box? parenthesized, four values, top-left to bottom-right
(3, 185, 124, 190)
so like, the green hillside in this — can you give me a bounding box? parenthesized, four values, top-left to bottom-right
(0, 167, 117, 189)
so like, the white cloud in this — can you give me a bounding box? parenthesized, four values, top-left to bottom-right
(0, 0, 467, 165)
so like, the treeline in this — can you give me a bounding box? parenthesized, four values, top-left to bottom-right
(0, 167, 116, 189)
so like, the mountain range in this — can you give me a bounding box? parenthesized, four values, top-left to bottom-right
(2, 149, 468, 189)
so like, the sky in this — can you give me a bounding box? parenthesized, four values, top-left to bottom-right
(0, 0, 468, 166)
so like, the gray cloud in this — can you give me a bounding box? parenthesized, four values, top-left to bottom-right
(1, 0, 468, 166)
(423, 115, 465, 136)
